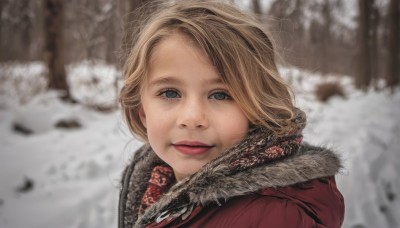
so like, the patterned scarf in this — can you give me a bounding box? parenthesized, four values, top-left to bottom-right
(138, 109, 306, 216)
(138, 166, 175, 215)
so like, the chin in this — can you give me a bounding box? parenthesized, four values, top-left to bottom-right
(174, 165, 203, 180)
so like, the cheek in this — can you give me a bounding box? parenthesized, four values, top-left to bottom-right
(219, 109, 249, 146)
(146, 124, 164, 154)
(145, 115, 172, 146)
(138, 107, 146, 128)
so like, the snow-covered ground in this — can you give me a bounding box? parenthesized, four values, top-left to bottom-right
(0, 62, 399, 228)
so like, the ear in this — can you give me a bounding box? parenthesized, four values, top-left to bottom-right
(138, 105, 146, 128)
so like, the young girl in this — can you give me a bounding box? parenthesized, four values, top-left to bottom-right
(119, 1, 344, 227)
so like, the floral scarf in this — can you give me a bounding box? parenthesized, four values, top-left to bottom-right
(137, 109, 306, 216)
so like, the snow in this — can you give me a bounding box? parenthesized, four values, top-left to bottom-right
(0, 62, 47, 108)
(67, 60, 121, 110)
(1, 62, 400, 228)
(235, 0, 276, 13)
(282, 68, 400, 228)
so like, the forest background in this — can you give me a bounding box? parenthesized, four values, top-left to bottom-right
(1, 0, 399, 93)
(0, 0, 400, 228)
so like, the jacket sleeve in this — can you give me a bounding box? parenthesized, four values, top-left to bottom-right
(254, 177, 344, 228)
(252, 197, 320, 228)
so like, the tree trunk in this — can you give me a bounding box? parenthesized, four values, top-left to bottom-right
(43, 0, 70, 99)
(0, 0, 3, 61)
(370, 0, 379, 89)
(106, 1, 116, 64)
(252, 0, 261, 15)
(21, 0, 32, 61)
(355, 0, 372, 89)
(386, 0, 400, 89)
(321, 1, 332, 74)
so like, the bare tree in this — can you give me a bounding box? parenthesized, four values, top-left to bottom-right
(386, 0, 399, 89)
(106, 0, 117, 64)
(321, 0, 332, 74)
(370, 0, 380, 88)
(355, 0, 372, 89)
(21, 0, 32, 58)
(0, 0, 3, 61)
(252, 0, 261, 16)
(43, 0, 70, 98)
(72, 0, 115, 61)
(0, 0, 36, 61)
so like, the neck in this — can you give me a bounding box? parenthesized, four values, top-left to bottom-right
(173, 171, 185, 182)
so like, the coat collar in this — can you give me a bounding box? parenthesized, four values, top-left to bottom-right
(139, 144, 341, 226)
(120, 144, 342, 227)
(119, 110, 342, 227)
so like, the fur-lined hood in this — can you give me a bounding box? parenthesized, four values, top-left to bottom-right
(118, 139, 342, 228)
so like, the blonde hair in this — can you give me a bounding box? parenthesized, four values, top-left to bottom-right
(120, 0, 295, 142)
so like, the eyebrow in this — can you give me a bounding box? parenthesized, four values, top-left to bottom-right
(148, 76, 182, 87)
(148, 76, 225, 87)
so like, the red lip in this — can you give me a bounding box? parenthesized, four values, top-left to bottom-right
(172, 140, 214, 155)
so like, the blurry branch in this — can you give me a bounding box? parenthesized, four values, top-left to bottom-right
(75, 0, 114, 60)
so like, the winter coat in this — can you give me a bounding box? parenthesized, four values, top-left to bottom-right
(118, 140, 345, 228)
(119, 108, 344, 228)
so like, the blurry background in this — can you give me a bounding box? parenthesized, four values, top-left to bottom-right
(0, 0, 399, 227)
(1, 0, 399, 88)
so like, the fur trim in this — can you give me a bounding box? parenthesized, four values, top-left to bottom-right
(141, 143, 341, 226)
(119, 146, 165, 228)
(119, 142, 342, 228)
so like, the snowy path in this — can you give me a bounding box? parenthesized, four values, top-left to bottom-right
(0, 98, 143, 228)
(299, 89, 400, 228)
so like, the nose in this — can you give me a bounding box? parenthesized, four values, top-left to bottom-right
(177, 98, 209, 129)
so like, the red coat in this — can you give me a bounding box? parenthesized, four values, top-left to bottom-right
(148, 177, 344, 227)
(119, 143, 345, 228)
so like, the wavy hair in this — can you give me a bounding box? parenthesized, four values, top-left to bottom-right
(120, 0, 296, 142)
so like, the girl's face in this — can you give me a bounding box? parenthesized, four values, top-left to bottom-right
(140, 33, 249, 181)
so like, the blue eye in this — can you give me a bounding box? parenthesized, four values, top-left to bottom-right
(159, 90, 180, 99)
(209, 92, 231, 100)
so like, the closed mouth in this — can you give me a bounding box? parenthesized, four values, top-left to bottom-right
(172, 140, 213, 147)
(172, 141, 214, 155)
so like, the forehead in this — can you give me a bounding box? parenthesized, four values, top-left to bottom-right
(146, 32, 222, 84)
(149, 32, 205, 65)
